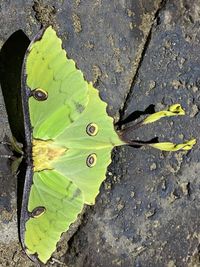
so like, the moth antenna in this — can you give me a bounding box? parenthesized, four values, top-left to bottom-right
(0, 154, 13, 159)
(0, 141, 11, 145)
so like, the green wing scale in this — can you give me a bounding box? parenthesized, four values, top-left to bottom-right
(27, 27, 89, 139)
(20, 26, 196, 264)
(25, 171, 84, 263)
(20, 26, 123, 264)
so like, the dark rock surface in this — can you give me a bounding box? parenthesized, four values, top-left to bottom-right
(0, 0, 199, 266)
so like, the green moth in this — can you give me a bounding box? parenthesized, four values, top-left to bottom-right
(20, 26, 196, 264)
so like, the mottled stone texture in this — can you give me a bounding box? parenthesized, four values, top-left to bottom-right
(0, 0, 199, 266)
